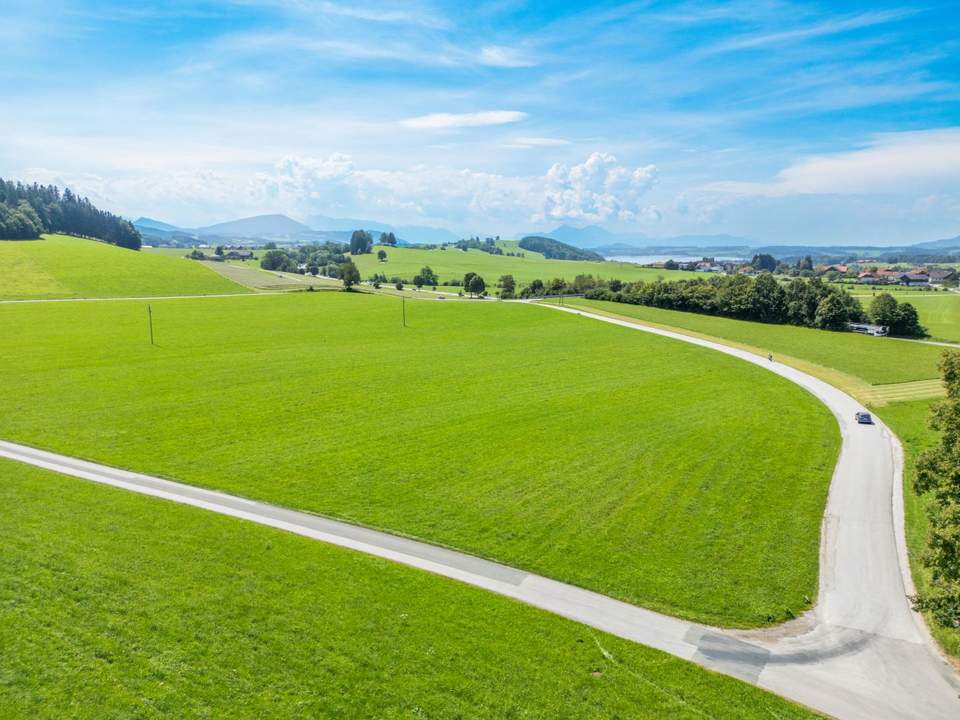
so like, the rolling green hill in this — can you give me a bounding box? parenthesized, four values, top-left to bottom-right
(351, 244, 698, 289)
(0, 235, 249, 300)
(0, 291, 838, 626)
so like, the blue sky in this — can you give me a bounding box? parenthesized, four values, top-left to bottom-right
(3, 0, 959, 244)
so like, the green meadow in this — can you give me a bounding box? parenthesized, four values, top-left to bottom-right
(0, 460, 819, 720)
(878, 399, 960, 659)
(568, 298, 944, 387)
(846, 286, 960, 343)
(0, 235, 248, 300)
(351, 244, 698, 287)
(0, 292, 838, 627)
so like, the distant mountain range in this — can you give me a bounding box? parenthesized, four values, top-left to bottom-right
(134, 213, 461, 245)
(133, 213, 960, 261)
(533, 224, 756, 255)
(530, 224, 960, 261)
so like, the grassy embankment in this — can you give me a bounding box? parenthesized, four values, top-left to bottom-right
(0, 291, 838, 627)
(0, 235, 248, 299)
(565, 297, 960, 657)
(0, 460, 821, 720)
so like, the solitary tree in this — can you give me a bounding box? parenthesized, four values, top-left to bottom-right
(339, 260, 360, 290)
(215, 245, 224, 257)
(377, 249, 387, 262)
(468, 274, 486, 297)
(499, 274, 516, 295)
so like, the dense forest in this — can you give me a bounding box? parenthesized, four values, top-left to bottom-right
(0, 179, 141, 249)
(519, 236, 603, 261)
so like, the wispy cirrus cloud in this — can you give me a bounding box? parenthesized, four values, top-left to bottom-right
(401, 111, 529, 129)
(479, 45, 536, 68)
(696, 8, 917, 56)
(708, 127, 960, 197)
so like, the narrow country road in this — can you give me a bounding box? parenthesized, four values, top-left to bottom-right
(3, 303, 959, 719)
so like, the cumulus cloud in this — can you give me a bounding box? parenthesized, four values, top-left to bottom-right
(27, 151, 663, 232)
(400, 110, 528, 129)
(539, 152, 659, 222)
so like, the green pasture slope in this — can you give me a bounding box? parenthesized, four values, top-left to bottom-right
(879, 400, 960, 659)
(351, 244, 698, 287)
(568, 298, 944, 387)
(0, 461, 818, 720)
(846, 286, 960, 343)
(892, 293, 960, 343)
(0, 235, 248, 300)
(0, 292, 838, 627)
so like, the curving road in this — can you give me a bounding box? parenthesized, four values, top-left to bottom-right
(3, 303, 959, 718)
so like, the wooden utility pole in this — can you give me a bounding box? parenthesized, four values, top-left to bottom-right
(147, 304, 155, 345)
(402, 296, 407, 327)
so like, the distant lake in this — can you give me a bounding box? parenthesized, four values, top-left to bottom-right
(604, 254, 748, 264)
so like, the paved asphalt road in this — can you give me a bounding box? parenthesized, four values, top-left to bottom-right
(2, 303, 958, 718)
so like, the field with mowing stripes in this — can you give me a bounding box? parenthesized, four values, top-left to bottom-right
(0, 235, 248, 300)
(0, 460, 819, 720)
(0, 292, 838, 627)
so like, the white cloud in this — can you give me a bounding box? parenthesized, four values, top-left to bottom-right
(400, 111, 528, 129)
(540, 152, 659, 223)
(479, 45, 536, 68)
(25, 151, 664, 233)
(708, 127, 960, 197)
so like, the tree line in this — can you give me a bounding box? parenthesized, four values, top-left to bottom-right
(577, 274, 925, 335)
(0, 178, 141, 249)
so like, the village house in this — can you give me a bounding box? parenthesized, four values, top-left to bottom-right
(929, 268, 957, 285)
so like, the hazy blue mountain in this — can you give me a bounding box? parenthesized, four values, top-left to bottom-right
(134, 217, 182, 232)
(306, 214, 461, 244)
(911, 234, 960, 250)
(305, 214, 394, 233)
(193, 214, 312, 237)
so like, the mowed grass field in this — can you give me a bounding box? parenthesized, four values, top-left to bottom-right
(0, 292, 838, 627)
(351, 244, 698, 287)
(0, 461, 820, 720)
(875, 398, 960, 659)
(846, 286, 960, 343)
(0, 235, 248, 300)
(568, 298, 944, 388)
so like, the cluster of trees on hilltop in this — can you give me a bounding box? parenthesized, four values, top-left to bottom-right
(258, 241, 349, 275)
(913, 351, 960, 628)
(453, 236, 504, 255)
(350, 230, 374, 254)
(584, 275, 870, 330)
(0, 179, 141, 248)
(518, 236, 603, 261)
